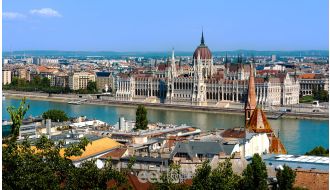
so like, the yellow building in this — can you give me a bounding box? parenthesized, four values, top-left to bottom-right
(69, 72, 95, 90)
(2, 69, 11, 85)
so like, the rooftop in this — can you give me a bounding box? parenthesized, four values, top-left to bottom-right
(262, 154, 329, 171)
(60, 137, 122, 161)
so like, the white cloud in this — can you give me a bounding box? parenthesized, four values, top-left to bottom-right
(3, 12, 26, 20)
(30, 8, 62, 17)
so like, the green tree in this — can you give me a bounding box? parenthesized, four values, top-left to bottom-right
(32, 75, 42, 86)
(240, 154, 268, 190)
(3, 99, 128, 189)
(41, 77, 51, 87)
(190, 160, 212, 190)
(209, 158, 241, 189)
(87, 81, 98, 93)
(313, 88, 329, 102)
(65, 159, 127, 189)
(10, 77, 19, 86)
(305, 146, 329, 156)
(42, 109, 69, 122)
(190, 159, 241, 190)
(276, 165, 296, 190)
(6, 97, 30, 141)
(135, 105, 148, 130)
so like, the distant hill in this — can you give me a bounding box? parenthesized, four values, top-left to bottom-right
(3, 50, 328, 58)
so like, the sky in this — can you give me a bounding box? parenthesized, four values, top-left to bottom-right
(3, 0, 329, 51)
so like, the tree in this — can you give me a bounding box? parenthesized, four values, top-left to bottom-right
(190, 159, 241, 190)
(41, 77, 51, 87)
(87, 81, 98, 93)
(276, 165, 296, 190)
(6, 97, 30, 141)
(240, 154, 268, 190)
(305, 146, 329, 156)
(42, 109, 69, 122)
(190, 160, 212, 190)
(209, 158, 241, 190)
(313, 88, 329, 102)
(135, 105, 148, 130)
(3, 99, 128, 189)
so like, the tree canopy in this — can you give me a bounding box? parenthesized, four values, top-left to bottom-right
(276, 165, 296, 190)
(190, 159, 241, 190)
(240, 154, 268, 190)
(135, 105, 148, 130)
(312, 88, 329, 102)
(305, 146, 329, 156)
(87, 81, 98, 93)
(3, 98, 128, 189)
(3, 76, 71, 94)
(42, 109, 69, 122)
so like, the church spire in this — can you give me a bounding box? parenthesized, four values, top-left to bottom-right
(201, 29, 205, 45)
(245, 63, 257, 127)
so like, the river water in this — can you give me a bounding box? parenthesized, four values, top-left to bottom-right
(2, 98, 329, 155)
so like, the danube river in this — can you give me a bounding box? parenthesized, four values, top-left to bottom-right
(2, 98, 329, 155)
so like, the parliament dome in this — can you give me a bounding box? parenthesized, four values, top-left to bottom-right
(193, 31, 212, 60)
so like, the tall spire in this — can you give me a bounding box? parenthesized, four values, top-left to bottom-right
(172, 48, 175, 60)
(201, 29, 205, 45)
(245, 63, 257, 126)
(225, 52, 228, 63)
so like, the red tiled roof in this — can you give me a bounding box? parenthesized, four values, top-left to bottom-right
(299, 73, 316, 79)
(221, 128, 245, 138)
(100, 148, 127, 160)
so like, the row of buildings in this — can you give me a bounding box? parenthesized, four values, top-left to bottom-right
(2, 33, 328, 106)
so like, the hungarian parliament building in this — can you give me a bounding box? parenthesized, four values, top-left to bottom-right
(115, 33, 300, 106)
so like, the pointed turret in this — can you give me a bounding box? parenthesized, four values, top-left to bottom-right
(170, 48, 177, 78)
(201, 30, 205, 45)
(245, 63, 257, 126)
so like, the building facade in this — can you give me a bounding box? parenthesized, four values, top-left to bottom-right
(114, 33, 300, 106)
(69, 72, 96, 90)
(51, 72, 69, 88)
(298, 73, 329, 96)
(2, 69, 11, 85)
(13, 68, 31, 81)
(96, 72, 115, 92)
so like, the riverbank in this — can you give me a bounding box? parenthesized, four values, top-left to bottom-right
(4, 90, 328, 120)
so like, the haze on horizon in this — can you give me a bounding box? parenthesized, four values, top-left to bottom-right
(3, 0, 329, 52)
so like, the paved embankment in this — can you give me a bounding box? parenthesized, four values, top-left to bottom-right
(3, 90, 328, 120)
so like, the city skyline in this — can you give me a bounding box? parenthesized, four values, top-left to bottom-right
(3, 0, 329, 51)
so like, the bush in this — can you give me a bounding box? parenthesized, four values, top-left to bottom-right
(42, 109, 69, 122)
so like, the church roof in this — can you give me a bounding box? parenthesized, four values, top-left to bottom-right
(246, 107, 273, 133)
(269, 135, 287, 154)
(244, 64, 257, 111)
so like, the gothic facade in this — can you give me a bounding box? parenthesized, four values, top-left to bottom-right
(115, 33, 300, 106)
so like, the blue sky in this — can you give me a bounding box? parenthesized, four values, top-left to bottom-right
(3, 0, 329, 51)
